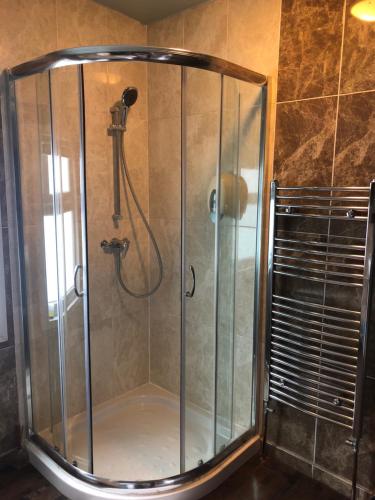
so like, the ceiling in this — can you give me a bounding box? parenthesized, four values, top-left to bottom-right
(95, 0, 208, 24)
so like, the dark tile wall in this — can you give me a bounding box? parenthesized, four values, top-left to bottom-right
(0, 105, 19, 458)
(269, 0, 375, 497)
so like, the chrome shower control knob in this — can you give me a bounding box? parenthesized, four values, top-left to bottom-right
(101, 238, 130, 255)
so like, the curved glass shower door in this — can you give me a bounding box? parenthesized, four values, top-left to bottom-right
(15, 67, 92, 472)
(10, 47, 266, 487)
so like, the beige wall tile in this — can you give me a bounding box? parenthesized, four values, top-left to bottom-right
(0, 0, 57, 69)
(149, 218, 181, 394)
(228, 0, 281, 78)
(56, 0, 110, 49)
(184, 0, 228, 58)
(149, 116, 181, 219)
(90, 319, 115, 406)
(148, 13, 184, 47)
(148, 63, 182, 121)
(186, 111, 220, 222)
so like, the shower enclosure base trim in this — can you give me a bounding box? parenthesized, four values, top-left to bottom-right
(27, 437, 260, 499)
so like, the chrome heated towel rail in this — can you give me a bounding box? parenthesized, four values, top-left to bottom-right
(263, 180, 375, 500)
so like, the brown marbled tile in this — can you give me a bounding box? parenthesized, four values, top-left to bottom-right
(266, 400, 316, 462)
(274, 97, 337, 186)
(315, 379, 375, 492)
(341, 0, 375, 94)
(277, 0, 344, 102)
(357, 378, 375, 491)
(333, 91, 375, 186)
(314, 419, 353, 482)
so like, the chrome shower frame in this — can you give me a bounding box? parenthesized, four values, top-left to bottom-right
(1, 45, 268, 499)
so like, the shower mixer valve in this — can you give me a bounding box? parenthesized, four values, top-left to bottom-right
(101, 237, 130, 256)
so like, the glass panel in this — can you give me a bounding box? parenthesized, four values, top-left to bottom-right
(215, 77, 263, 451)
(84, 61, 182, 481)
(182, 67, 222, 471)
(16, 67, 91, 471)
(50, 66, 91, 471)
(16, 73, 64, 452)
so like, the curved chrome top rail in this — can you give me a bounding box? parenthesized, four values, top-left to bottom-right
(8, 45, 267, 85)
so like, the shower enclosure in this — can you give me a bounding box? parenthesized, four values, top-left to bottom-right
(1, 46, 267, 498)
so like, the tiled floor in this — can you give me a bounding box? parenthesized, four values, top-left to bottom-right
(0, 454, 345, 500)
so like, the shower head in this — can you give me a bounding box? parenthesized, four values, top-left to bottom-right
(122, 87, 138, 108)
(110, 87, 139, 130)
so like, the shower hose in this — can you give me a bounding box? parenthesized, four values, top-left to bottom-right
(114, 134, 163, 298)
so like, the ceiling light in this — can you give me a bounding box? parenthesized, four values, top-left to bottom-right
(351, 0, 375, 22)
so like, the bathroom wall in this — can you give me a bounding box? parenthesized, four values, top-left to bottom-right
(267, 0, 375, 497)
(147, 0, 281, 425)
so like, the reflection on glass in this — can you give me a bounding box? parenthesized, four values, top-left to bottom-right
(44, 210, 75, 318)
(215, 77, 263, 452)
(47, 155, 70, 194)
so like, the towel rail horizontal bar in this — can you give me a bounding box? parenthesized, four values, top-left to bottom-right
(275, 204, 368, 212)
(271, 339, 358, 367)
(271, 335, 358, 363)
(270, 374, 354, 407)
(276, 187, 370, 192)
(274, 237, 366, 251)
(274, 262, 364, 279)
(274, 270, 363, 287)
(271, 328, 358, 352)
(270, 355, 356, 387)
(270, 364, 355, 397)
(277, 231, 366, 242)
(274, 254, 365, 270)
(272, 324, 358, 346)
(272, 311, 360, 334)
(276, 212, 367, 221)
(272, 302, 361, 325)
(272, 294, 361, 316)
(269, 394, 352, 429)
(271, 349, 357, 379)
(276, 195, 368, 201)
(270, 379, 354, 414)
(274, 246, 365, 261)
(269, 387, 354, 422)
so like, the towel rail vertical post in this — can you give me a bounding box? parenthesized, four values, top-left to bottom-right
(350, 180, 375, 500)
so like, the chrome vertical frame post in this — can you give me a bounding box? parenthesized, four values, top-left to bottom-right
(252, 83, 268, 432)
(262, 179, 277, 453)
(78, 65, 94, 475)
(213, 74, 224, 455)
(180, 65, 186, 474)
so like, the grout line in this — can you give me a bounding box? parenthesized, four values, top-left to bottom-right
(277, 87, 375, 106)
(330, 0, 347, 188)
(268, 443, 371, 495)
(277, 94, 338, 105)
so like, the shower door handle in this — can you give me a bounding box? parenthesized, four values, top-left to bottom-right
(185, 265, 196, 298)
(74, 264, 84, 298)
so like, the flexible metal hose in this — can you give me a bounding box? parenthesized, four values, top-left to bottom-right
(114, 133, 163, 298)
